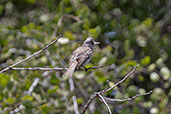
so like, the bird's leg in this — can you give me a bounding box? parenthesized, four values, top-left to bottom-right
(82, 66, 88, 72)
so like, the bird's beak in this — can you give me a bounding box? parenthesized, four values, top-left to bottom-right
(94, 42, 100, 45)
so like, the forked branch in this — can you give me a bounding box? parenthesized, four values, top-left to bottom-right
(81, 64, 152, 114)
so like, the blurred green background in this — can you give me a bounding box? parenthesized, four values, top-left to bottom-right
(0, 0, 170, 114)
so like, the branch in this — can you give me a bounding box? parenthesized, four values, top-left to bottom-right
(10, 67, 67, 71)
(81, 64, 152, 114)
(98, 94, 112, 114)
(104, 91, 152, 102)
(27, 78, 40, 95)
(9, 104, 25, 114)
(81, 94, 98, 114)
(0, 35, 62, 74)
(9, 66, 103, 72)
(105, 64, 139, 92)
(63, 14, 83, 24)
(52, 14, 82, 38)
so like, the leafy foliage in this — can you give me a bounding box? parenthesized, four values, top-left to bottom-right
(0, 0, 170, 113)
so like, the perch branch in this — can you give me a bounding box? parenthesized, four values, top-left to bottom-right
(10, 67, 67, 71)
(9, 65, 103, 72)
(0, 35, 62, 74)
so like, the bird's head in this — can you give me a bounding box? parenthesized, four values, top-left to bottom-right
(83, 37, 100, 49)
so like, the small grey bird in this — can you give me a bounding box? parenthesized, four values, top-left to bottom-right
(63, 37, 100, 77)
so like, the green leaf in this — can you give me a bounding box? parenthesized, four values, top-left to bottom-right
(124, 40, 130, 51)
(126, 85, 137, 96)
(88, 26, 101, 38)
(143, 18, 152, 27)
(0, 5, 4, 15)
(125, 60, 137, 67)
(48, 86, 59, 95)
(63, 30, 75, 40)
(5, 97, 15, 104)
(77, 98, 83, 104)
(22, 95, 34, 101)
(83, 19, 90, 29)
(138, 75, 145, 81)
(140, 56, 151, 66)
(25, 79, 32, 89)
(0, 73, 10, 87)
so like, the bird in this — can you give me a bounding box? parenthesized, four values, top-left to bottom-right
(63, 37, 100, 77)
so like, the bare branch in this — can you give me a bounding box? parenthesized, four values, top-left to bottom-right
(105, 64, 139, 92)
(10, 104, 25, 114)
(63, 14, 83, 24)
(81, 94, 98, 114)
(72, 96, 80, 114)
(0, 35, 62, 74)
(27, 78, 40, 95)
(81, 64, 151, 114)
(10, 67, 67, 71)
(104, 91, 152, 102)
(69, 77, 75, 92)
(98, 94, 112, 114)
(9, 66, 103, 72)
(52, 14, 82, 38)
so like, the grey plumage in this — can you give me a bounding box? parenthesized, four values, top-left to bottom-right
(63, 37, 99, 77)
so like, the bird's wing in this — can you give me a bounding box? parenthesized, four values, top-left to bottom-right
(69, 46, 92, 68)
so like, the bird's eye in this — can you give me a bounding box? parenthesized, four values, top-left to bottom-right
(91, 42, 94, 45)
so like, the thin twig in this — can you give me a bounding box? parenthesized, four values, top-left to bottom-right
(81, 94, 98, 114)
(10, 104, 25, 114)
(27, 78, 40, 95)
(98, 94, 112, 114)
(10, 66, 103, 72)
(63, 14, 83, 24)
(105, 64, 139, 92)
(10, 67, 67, 71)
(52, 14, 82, 38)
(104, 91, 152, 102)
(0, 35, 62, 74)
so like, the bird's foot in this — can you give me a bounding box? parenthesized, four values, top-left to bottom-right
(82, 66, 88, 72)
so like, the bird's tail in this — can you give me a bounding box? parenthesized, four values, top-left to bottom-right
(63, 62, 77, 77)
